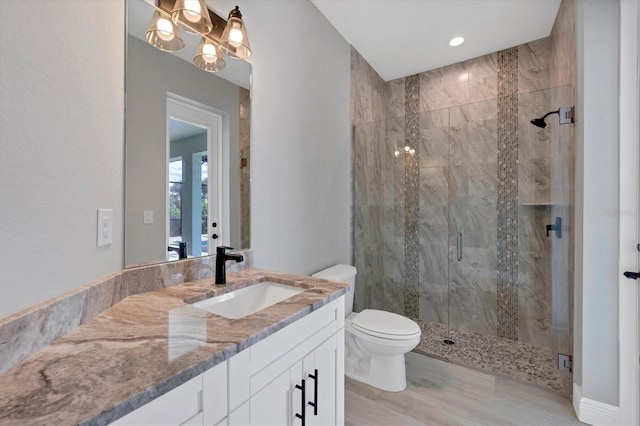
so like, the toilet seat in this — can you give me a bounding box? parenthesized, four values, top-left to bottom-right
(352, 309, 420, 341)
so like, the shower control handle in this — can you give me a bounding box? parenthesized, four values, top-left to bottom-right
(546, 217, 562, 239)
(457, 232, 463, 261)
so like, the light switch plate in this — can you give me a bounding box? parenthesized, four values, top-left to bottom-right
(97, 209, 113, 247)
(144, 210, 154, 224)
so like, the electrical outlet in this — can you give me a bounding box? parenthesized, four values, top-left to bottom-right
(97, 209, 113, 247)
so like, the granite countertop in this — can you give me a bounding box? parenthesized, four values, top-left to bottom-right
(0, 268, 349, 426)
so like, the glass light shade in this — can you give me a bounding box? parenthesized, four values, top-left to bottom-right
(193, 38, 226, 72)
(171, 0, 213, 35)
(219, 7, 252, 59)
(146, 10, 185, 52)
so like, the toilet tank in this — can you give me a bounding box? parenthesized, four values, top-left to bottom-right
(312, 264, 357, 316)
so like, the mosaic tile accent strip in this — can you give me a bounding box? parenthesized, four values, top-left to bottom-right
(496, 47, 519, 340)
(413, 319, 568, 395)
(404, 74, 420, 318)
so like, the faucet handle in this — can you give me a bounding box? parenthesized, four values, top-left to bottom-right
(216, 246, 235, 255)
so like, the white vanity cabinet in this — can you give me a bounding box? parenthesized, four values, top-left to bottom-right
(111, 360, 227, 426)
(229, 297, 345, 425)
(112, 297, 344, 426)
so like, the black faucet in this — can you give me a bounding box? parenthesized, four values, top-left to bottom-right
(168, 241, 188, 259)
(215, 246, 244, 285)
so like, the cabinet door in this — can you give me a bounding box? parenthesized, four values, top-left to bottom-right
(203, 361, 228, 425)
(249, 368, 295, 425)
(304, 335, 338, 426)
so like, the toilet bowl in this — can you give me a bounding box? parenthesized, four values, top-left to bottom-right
(312, 265, 421, 392)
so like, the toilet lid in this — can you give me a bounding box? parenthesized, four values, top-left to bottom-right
(352, 310, 420, 338)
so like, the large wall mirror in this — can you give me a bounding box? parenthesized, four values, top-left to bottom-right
(125, 0, 251, 267)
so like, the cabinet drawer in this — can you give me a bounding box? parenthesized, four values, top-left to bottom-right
(111, 374, 202, 426)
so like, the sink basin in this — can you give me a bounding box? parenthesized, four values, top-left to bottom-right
(192, 281, 305, 319)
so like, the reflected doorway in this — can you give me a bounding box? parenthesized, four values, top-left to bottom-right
(167, 96, 224, 260)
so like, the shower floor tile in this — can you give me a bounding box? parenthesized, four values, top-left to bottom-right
(413, 319, 568, 395)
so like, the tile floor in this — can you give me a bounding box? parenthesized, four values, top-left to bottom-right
(345, 352, 584, 426)
(413, 319, 569, 394)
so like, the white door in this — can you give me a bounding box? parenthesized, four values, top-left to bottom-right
(167, 95, 227, 257)
(618, 1, 639, 424)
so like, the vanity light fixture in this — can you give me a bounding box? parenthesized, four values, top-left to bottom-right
(171, 0, 213, 35)
(194, 37, 226, 72)
(449, 36, 465, 47)
(146, 10, 185, 52)
(219, 6, 252, 59)
(145, 0, 253, 72)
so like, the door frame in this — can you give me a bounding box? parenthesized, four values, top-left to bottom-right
(166, 93, 230, 253)
(618, 0, 639, 424)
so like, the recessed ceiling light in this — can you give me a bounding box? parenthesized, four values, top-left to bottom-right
(449, 37, 465, 47)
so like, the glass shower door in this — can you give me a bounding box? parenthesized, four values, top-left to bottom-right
(442, 86, 573, 394)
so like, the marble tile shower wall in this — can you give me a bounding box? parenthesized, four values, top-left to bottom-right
(351, 35, 566, 349)
(351, 49, 405, 313)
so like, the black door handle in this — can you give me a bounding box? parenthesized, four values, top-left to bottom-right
(295, 379, 306, 425)
(211, 233, 219, 239)
(308, 369, 318, 416)
(623, 271, 639, 280)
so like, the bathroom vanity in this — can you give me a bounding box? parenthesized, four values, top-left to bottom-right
(113, 297, 344, 426)
(0, 269, 348, 425)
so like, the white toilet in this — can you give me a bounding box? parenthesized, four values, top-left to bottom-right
(312, 265, 420, 392)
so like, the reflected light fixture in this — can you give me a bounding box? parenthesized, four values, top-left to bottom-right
(219, 6, 252, 59)
(171, 0, 213, 35)
(396, 145, 415, 157)
(194, 37, 226, 72)
(146, 10, 185, 52)
(449, 36, 465, 47)
(145, 0, 253, 72)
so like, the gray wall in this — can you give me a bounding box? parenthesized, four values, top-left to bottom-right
(574, 0, 620, 406)
(0, 0, 125, 318)
(126, 36, 241, 266)
(216, 0, 352, 275)
(0, 0, 351, 318)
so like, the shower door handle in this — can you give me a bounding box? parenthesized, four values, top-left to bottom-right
(457, 232, 463, 261)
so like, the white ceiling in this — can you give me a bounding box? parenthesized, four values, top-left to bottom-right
(169, 118, 207, 141)
(311, 0, 561, 81)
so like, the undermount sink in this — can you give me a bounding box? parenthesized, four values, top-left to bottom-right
(192, 281, 305, 319)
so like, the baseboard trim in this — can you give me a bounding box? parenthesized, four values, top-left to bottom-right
(573, 383, 621, 425)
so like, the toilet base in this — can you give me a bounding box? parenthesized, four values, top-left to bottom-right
(346, 353, 407, 392)
(369, 353, 407, 391)
(345, 312, 419, 393)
